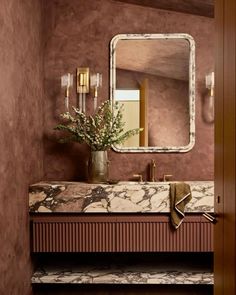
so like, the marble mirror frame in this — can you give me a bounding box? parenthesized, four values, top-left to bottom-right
(110, 33, 196, 153)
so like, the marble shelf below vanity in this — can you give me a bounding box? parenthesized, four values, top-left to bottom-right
(32, 263, 213, 285)
(29, 181, 214, 213)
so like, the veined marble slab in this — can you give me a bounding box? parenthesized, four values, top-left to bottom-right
(32, 263, 213, 285)
(29, 181, 214, 213)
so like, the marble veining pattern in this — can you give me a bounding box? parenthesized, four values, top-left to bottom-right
(29, 181, 214, 213)
(32, 264, 213, 285)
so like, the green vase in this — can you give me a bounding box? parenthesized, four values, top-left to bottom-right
(87, 150, 109, 183)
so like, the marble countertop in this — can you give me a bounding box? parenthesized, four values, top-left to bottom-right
(29, 181, 214, 213)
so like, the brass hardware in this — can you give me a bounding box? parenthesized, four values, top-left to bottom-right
(163, 174, 173, 182)
(133, 174, 143, 182)
(76, 67, 90, 94)
(149, 159, 156, 182)
(206, 72, 214, 95)
(202, 212, 218, 224)
(94, 87, 98, 98)
(76, 67, 90, 113)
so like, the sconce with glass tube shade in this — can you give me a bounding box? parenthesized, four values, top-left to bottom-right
(203, 72, 214, 123)
(60, 68, 102, 113)
(77, 67, 90, 113)
(90, 73, 102, 110)
(61, 73, 73, 110)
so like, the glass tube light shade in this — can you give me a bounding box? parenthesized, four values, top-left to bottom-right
(61, 73, 73, 110)
(203, 72, 214, 123)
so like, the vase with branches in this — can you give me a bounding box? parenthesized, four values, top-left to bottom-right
(55, 100, 142, 183)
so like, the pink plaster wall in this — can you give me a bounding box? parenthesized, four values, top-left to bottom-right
(43, 0, 214, 182)
(0, 0, 44, 294)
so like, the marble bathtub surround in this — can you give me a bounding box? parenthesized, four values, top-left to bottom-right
(29, 181, 214, 213)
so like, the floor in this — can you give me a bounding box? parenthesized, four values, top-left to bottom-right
(33, 284, 213, 295)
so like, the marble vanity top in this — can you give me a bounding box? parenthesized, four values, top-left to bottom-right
(29, 181, 214, 213)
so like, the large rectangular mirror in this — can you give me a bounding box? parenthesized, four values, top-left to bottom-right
(110, 33, 195, 153)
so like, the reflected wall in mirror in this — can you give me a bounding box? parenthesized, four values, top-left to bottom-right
(110, 34, 195, 153)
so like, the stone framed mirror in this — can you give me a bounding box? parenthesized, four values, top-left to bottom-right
(110, 33, 195, 153)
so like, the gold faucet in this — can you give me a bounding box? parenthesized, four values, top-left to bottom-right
(150, 159, 156, 182)
(163, 174, 173, 182)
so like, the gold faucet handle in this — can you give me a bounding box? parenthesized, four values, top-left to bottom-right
(163, 174, 173, 182)
(133, 174, 143, 182)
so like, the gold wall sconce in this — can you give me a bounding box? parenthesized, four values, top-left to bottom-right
(76, 68, 102, 112)
(61, 68, 102, 113)
(204, 72, 214, 123)
(90, 73, 102, 110)
(206, 72, 214, 97)
(77, 67, 90, 113)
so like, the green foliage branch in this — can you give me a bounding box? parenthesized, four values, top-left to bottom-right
(54, 100, 142, 151)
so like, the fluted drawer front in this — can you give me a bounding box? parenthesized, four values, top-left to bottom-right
(116, 221, 202, 252)
(31, 215, 213, 252)
(200, 221, 214, 252)
(32, 221, 116, 252)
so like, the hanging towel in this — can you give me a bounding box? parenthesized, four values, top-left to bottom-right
(170, 182, 192, 229)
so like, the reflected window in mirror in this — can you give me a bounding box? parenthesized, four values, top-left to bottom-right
(115, 89, 140, 147)
(110, 34, 196, 153)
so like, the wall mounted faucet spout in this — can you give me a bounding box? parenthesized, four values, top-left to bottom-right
(150, 159, 156, 182)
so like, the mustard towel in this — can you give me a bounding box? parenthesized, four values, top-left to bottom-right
(170, 182, 192, 229)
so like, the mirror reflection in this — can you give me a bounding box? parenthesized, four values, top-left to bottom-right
(110, 34, 195, 153)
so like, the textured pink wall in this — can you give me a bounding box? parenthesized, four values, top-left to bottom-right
(43, 0, 214, 182)
(116, 69, 189, 146)
(0, 0, 44, 294)
(148, 76, 189, 147)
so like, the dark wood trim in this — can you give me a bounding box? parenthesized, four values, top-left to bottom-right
(214, 0, 224, 294)
(215, 0, 236, 293)
(223, 0, 236, 293)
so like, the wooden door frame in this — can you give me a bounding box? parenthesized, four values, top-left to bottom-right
(140, 79, 149, 147)
(215, 0, 236, 294)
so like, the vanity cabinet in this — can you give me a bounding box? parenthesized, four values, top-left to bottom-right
(30, 214, 213, 253)
(30, 182, 214, 287)
(29, 181, 214, 253)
